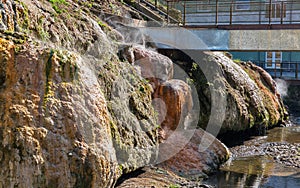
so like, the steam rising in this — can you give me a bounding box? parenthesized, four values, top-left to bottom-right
(275, 78, 289, 97)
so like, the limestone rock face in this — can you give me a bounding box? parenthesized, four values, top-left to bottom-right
(0, 39, 119, 187)
(158, 129, 230, 179)
(0, 37, 159, 187)
(154, 80, 193, 134)
(121, 46, 230, 179)
(134, 47, 173, 81)
(133, 46, 174, 82)
(214, 52, 288, 132)
(123, 45, 174, 90)
(0, 1, 232, 187)
(0, 1, 159, 187)
(170, 51, 288, 134)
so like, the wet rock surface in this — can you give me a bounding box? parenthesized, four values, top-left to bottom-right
(116, 166, 215, 188)
(158, 129, 230, 180)
(230, 135, 300, 168)
(264, 142, 300, 168)
(154, 80, 193, 136)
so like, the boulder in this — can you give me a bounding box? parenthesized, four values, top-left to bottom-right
(158, 129, 230, 179)
(133, 46, 174, 82)
(170, 51, 288, 134)
(122, 45, 174, 90)
(0, 33, 157, 188)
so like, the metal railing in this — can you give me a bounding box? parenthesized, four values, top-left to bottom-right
(253, 62, 300, 79)
(139, 0, 180, 23)
(173, 0, 300, 27)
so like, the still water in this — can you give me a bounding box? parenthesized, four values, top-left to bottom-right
(205, 126, 300, 188)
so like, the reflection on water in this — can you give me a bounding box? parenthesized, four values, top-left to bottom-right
(266, 126, 300, 143)
(207, 170, 300, 188)
(291, 116, 300, 125)
(205, 156, 300, 188)
(204, 126, 300, 188)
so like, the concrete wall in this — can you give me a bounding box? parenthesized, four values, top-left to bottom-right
(229, 29, 300, 51)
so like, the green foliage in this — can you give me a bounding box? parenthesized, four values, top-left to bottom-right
(36, 17, 50, 41)
(81, 0, 94, 8)
(118, 164, 123, 172)
(18, 1, 30, 31)
(49, 0, 66, 3)
(169, 184, 180, 188)
(191, 62, 198, 71)
(97, 20, 110, 32)
(48, 0, 68, 14)
(56, 50, 79, 81)
(233, 59, 242, 63)
(186, 77, 195, 86)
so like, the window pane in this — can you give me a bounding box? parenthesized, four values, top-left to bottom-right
(276, 63, 281, 68)
(267, 62, 273, 67)
(267, 52, 273, 59)
(275, 52, 281, 59)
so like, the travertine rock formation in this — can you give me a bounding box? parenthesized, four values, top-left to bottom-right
(158, 129, 230, 179)
(2, 0, 287, 187)
(154, 80, 193, 134)
(165, 50, 288, 135)
(0, 0, 158, 187)
(122, 45, 230, 180)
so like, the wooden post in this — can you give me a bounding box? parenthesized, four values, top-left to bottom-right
(183, 2, 186, 26)
(215, 0, 219, 25)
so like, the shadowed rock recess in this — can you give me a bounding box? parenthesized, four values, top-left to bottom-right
(0, 0, 288, 188)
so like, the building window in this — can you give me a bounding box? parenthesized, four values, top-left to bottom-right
(266, 2, 286, 18)
(197, 0, 210, 12)
(265, 52, 282, 69)
(236, 0, 250, 10)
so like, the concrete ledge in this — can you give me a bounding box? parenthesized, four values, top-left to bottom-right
(140, 27, 229, 50)
(229, 30, 300, 51)
(141, 27, 300, 51)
